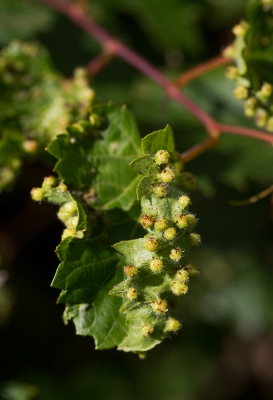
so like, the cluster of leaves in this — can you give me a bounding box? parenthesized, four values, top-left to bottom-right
(224, 0, 273, 131)
(0, 40, 94, 192)
(31, 103, 200, 354)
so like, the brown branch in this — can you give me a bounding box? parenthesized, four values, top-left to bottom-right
(174, 56, 231, 88)
(39, 0, 273, 148)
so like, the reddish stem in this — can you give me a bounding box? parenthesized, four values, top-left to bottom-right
(87, 52, 114, 76)
(39, 0, 273, 146)
(174, 56, 231, 88)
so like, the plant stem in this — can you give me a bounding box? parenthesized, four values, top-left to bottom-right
(39, 0, 273, 146)
(174, 56, 231, 88)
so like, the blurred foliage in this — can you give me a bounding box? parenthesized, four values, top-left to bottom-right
(0, 0, 273, 399)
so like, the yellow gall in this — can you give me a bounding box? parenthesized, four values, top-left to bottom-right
(234, 86, 248, 100)
(175, 269, 189, 282)
(154, 150, 170, 166)
(171, 281, 188, 296)
(164, 227, 177, 241)
(30, 187, 43, 202)
(176, 214, 188, 229)
(160, 167, 175, 183)
(244, 97, 257, 117)
(165, 318, 181, 332)
(141, 323, 154, 337)
(124, 265, 138, 278)
(151, 299, 168, 314)
(187, 214, 196, 232)
(144, 237, 160, 252)
(22, 139, 38, 153)
(150, 258, 163, 273)
(169, 248, 183, 262)
(222, 45, 236, 59)
(153, 183, 168, 198)
(126, 287, 138, 300)
(140, 214, 154, 229)
(189, 232, 201, 246)
(154, 217, 168, 231)
(59, 183, 68, 192)
(177, 195, 190, 209)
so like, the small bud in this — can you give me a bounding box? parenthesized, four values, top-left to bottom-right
(43, 176, 56, 189)
(255, 108, 268, 128)
(163, 227, 177, 241)
(30, 187, 43, 201)
(244, 97, 257, 117)
(165, 318, 181, 332)
(22, 139, 38, 153)
(150, 258, 163, 273)
(124, 265, 138, 278)
(151, 299, 168, 314)
(234, 86, 248, 99)
(154, 217, 168, 231)
(169, 248, 183, 262)
(176, 214, 188, 229)
(189, 232, 201, 246)
(260, 82, 272, 97)
(178, 172, 196, 191)
(175, 269, 189, 282)
(171, 280, 188, 296)
(126, 287, 138, 300)
(144, 238, 160, 252)
(153, 183, 168, 198)
(185, 263, 199, 276)
(222, 45, 236, 59)
(159, 167, 175, 183)
(142, 323, 154, 337)
(232, 23, 248, 37)
(266, 116, 273, 132)
(140, 214, 154, 229)
(154, 150, 170, 166)
(177, 195, 190, 209)
(187, 214, 196, 232)
(225, 66, 239, 80)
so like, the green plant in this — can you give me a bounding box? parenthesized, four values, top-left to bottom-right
(1, 0, 273, 361)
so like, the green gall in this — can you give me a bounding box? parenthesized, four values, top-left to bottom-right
(169, 247, 183, 262)
(225, 66, 239, 80)
(222, 45, 236, 59)
(124, 265, 138, 278)
(176, 214, 188, 229)
(30, 187, 43, 202)
(154, 217, 168, 231)
(165, 318, 181, 332)
(153, 183, 168, 198)
(178, 172, 196, 191)
(175, 269, 189, 282)
(187, 214, 196, 232)
(177, 195, 190, 209)
(142, 323, 154, 337)
(151, 299, 168, 314)
(65, 216, 79, 229)
(261, 82, 272, 98)
(163, 227, 177, 241)
(61, 201, 77, 214)
(126, 288, 138, 301)
(144, 237, 160, 252)
(61, 228, 76, 240)
(234, 86, 248, 99)
(150, 258, 163, 273)
(140, 214, 154, 229)
(159, 167, 175, 183)
(189, 232, 201, 246)
(154, 150, 170, 166)
(171, 280, 188, 296)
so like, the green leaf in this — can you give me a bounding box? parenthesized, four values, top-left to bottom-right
(63, 266, 127, 349)
(141, 125, 175, 154)
(53, 238, 119, 304)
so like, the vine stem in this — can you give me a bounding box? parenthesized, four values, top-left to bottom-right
(174, 56, 231, 88)
(39, 0, 273, 147)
